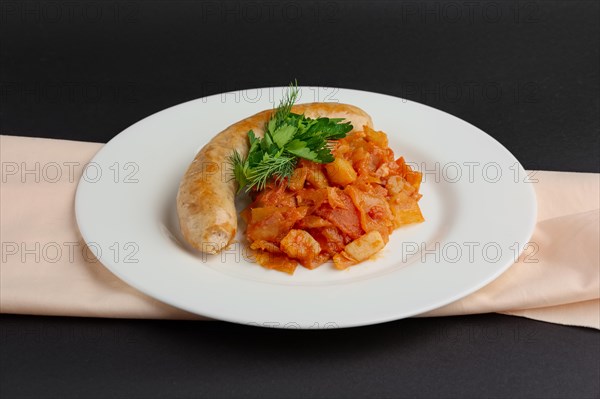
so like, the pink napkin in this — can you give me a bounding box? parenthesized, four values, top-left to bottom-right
(1, 135, 598, 328)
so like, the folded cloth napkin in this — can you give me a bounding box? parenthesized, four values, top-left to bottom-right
(1, 135, 599, 328)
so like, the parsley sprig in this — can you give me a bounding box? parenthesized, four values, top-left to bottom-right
(230, 82, 353, 193)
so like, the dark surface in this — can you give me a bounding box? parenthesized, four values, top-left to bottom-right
(1, 314, 599, 399)
(1, 1, 599, 398)
(1, 0, 599, 172)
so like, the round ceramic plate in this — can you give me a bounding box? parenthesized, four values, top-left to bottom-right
(75, 87, 536, 329)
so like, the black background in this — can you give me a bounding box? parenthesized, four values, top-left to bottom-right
(1, 1, 599, 398)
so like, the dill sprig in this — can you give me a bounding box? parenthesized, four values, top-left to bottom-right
(273, 80, 300, 128)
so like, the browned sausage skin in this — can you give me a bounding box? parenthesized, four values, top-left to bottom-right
(177, 102, 373, 254)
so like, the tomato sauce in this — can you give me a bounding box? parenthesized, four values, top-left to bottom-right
(243, 126, 424, 274)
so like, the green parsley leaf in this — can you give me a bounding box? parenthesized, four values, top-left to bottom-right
(229, 150, 249, 193)
(272, 124, 297, 148)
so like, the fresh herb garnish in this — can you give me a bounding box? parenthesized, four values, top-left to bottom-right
(229, 82, 353, 193)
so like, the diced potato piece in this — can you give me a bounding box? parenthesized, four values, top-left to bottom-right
(364, 126, 389, 147)
(333, 251, 356, 270)
(288, 167, 308, 191)
(350, 146, 369, 165)
(250, 207, 279, 223)
(325, 157, 357, 186)
(390, 199, 425, 228)
(280, 229, 321, 261)
(306, 168, 329, 189)
(343, 231, 385, 262)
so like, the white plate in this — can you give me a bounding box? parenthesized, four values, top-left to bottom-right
(75, 87, 536, 329)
